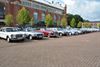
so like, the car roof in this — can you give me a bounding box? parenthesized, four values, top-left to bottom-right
(0, 27, 14, 29)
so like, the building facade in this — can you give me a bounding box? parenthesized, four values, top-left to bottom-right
(0, 0, 67, 26)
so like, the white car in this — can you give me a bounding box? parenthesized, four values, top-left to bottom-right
(73, 28, 82, 34)
(68, 28, 82, 35)
(46, 28, 64, 36)
(17, 27, 44, 40)
(0, 27, 26, 42)
(64, 29, 72, 36)
(80, 28, 88, 33)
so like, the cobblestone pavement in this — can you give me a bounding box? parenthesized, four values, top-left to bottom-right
(0, 32, 100, 67)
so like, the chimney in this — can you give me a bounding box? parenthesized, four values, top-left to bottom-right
(64, 4, 67, 14)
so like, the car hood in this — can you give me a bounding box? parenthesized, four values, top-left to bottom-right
(33, 31, 43, 34)
(5, 32, 24, 35)
(46, 30, 53, 33)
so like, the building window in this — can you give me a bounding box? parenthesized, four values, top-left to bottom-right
(41, 13, 45, 21)
(0, 7, 4, 19)
(22, 1, 31, 7)
(33, 12, 38, 24)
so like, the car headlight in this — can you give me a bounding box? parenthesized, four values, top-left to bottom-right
(11, 35, 16, 38)
(34, 34, 37, 36)
(23, 34, 27, 37)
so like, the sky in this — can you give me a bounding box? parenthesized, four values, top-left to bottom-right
(37, 0, 100, 21)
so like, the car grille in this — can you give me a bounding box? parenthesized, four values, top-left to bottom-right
(37, 34, 43, 36)
(16, 34, 23, 38)
(54, 32, 58, 34)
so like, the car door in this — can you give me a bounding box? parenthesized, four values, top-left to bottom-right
(1, 29, 7, 39)
(0, 29, 2, 38)
(0, 29, 5, 38)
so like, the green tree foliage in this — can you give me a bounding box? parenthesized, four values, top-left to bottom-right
(57, 20, 61, 27)
(82, 22, 91, 28)
(77, 22, 82, 28)
(67, 14, 84, 27)
(61, 14, 67, 28)
(74, 15, 84, 22)
(70, 18, 76, 28)
(5, 14, 13, 26)
(97, 24, 100, 28)
(29, 17, 34, 26)
(67, 14, 73, 25)
(45, 14, 53, 27)
(16, 7, 31, 26)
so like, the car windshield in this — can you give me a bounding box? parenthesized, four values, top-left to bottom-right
(27, 29, 33, 32)
(6, 28, 16, 32)
(10, 27, 23, 32)
(27, 28, 35, 32)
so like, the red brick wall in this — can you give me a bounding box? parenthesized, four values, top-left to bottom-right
(4, 0, 64, 26)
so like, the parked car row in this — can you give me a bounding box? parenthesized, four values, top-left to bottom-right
(80, 28, 100, 33)
(0, 27, 99, 42)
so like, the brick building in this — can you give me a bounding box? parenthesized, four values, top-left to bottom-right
(0, 0, 67, 26)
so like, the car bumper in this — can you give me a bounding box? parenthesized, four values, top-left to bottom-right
(50, 33, 59, 37)
(33, 34, 44, 39)
(10, 37, 25, 41)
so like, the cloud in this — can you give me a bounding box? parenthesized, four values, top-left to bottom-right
(37, 0, 100, 21)
(63, 0, 100, 21)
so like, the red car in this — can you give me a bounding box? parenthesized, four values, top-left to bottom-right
(36, 28, 59, 37)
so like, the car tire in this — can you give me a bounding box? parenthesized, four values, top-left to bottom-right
(59, 33, 62, 37)
(48, 34, 51, 38)
(29, 35, 33, 40)
(69, 33, 72, 36)
(7, 37, 11, 42)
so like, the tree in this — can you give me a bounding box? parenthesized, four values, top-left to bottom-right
(29, 17, 34, 26)
(57, 20, 61, 27)
(82, 22, 91, 28)
(70, 18, 76, 28)
(5, 14, 13, 26)
(67, 14, 74, 25)
(67, 14, 85, 28)
(97, 23, 100, 28)
(77, 22, 82, 28)
(16, 7, 31, 26)
(61, 14, 67, 28)
(74, 15, 83, 27)
(45, 14, 53, 27)
(74, 15, 84, 22)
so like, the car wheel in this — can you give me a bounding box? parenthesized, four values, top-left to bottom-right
(29, 35, 33, 40)
(7, 37, 11, 42)
(69, 33, 72, 36)
(60, 33, 62, 36)
(59, 33, 62, 37)
(48, 34, 51, 38)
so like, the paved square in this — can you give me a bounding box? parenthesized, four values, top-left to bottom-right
(0, 32, 100, 67)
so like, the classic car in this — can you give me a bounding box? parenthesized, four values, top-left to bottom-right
(46, 28, 64, 36)
(14, 27, 44, 40)
(36, 28, 59, 37)
(0, 27, 26, 42)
